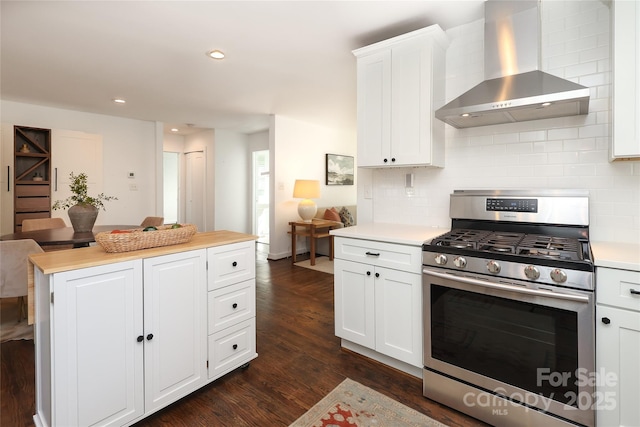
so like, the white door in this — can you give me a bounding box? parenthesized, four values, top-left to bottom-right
(185, 151, 205, 231)
(51, 129, 103, 213)
(143, 250, 207, 413)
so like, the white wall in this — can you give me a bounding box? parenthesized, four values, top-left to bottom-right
(361, 0, 640, 244)
(270, 114, 357, 259)
(214, 129, 250, 233)
(0, 100, 159, 227)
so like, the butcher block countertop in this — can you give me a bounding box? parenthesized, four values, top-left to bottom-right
(30, 230, 257, 274)
(27, 230, 256, 324)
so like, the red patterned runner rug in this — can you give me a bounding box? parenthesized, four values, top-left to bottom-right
(289, 378, 448, 427)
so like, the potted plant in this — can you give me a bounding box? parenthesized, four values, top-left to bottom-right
(52, 172, 118, 232)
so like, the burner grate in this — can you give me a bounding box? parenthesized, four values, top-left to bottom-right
(432, 229, 491, 250)
(517, 235, 582, 261)
(477, 232, 523, 254)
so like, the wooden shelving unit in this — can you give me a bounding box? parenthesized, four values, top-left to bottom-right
(14, 125, 52, 232)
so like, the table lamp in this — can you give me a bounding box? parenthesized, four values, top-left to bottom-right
(293, 179, 320, 222)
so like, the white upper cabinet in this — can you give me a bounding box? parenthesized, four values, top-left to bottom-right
(354, 25, 448, 168)
(611, 0, 640, 160)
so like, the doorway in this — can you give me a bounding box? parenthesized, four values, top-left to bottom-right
(252, 150, 269, 246)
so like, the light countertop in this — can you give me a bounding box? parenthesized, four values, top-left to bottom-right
(591, 241, 640, 272)
(330, 223, 449, 246)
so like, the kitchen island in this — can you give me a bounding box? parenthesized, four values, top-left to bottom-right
(30, 230, 257, 427)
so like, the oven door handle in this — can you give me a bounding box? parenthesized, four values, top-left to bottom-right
(423, 269, 590, 303)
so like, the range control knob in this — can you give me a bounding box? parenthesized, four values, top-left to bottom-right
(487, 260, 501, 274)
(524, 265, 540, 280)
(453, 257, 467, 268)
(435, 254, 448, 265)
(550, 269, 568, 283)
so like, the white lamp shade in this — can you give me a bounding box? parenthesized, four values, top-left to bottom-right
(293, 180, 320, 199)
(293, 179, 320, 222)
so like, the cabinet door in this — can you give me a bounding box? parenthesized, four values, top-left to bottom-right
(0, 124, 13, 234)
(52, 260, 143, 427)
(391, 37, 433, 166)
(144, 250, 207, 413)
(612, 0, 640, 159)
(334, 259, 375, 347)
(596, 305, 640, 427)
(374, 267, 422, 367)
(356, 50, 391, 167)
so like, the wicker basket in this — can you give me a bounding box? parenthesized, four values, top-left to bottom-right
(95, 224, 197, 253)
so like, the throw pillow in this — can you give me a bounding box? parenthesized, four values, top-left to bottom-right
(339, 207, 355, 227)
(323, 207, 341, 222)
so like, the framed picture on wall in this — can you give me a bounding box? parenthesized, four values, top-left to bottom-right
(326, 154, 354, 185)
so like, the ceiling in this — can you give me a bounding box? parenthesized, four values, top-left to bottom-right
(1, 1, 485, 136)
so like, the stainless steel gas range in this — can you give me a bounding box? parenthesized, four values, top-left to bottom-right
(422, 190, 595, 427)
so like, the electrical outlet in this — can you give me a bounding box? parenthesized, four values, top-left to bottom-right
(128, 172, 135, 179)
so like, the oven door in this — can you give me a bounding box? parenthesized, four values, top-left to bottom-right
(423, 268, 595, 427)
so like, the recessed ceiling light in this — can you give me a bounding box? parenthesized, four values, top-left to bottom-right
(461, 113, 470, 117)
(207, 50, 225, 60)
(541, 102, 552, 107)
(113, 98, 126, 104)
(171, 128, 179, 132)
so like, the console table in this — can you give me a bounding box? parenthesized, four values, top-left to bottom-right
(288, 219, 342, 265)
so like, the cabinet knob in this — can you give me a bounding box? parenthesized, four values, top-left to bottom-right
(232, 261, 238, 267)
(391, 157, 396, 163)
(601, 317, 611, 325)
(383, 158, 388, 163)
(137, 335, 144, 343)
(232, 303, 238, 309)
(147, 333, 154, 341)
(366, 271, 371, 276)
(233, 344, 238, 350)
(375, 272, 380, 278)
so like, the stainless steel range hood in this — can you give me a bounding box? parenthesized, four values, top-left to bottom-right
(435, 0, 590, 129)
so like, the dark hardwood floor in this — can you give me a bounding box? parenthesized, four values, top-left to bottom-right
(1, 250, 487, 427)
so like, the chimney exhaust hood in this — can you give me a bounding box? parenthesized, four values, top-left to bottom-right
(435, 0, 590, 129)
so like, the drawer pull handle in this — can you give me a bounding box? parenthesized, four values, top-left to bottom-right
(365, 252, 380, 257)
(233, 344, 238, 350)
(137, 335, 144, 343)
(232, 261, 238, 267)
(601, 317, 611, 325)
(630, 289, 640, 295)
(232, 303, 238, 309)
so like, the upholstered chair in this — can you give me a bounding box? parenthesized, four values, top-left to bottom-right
(0, 239, 44, 321)
(21, 217, 66, 232)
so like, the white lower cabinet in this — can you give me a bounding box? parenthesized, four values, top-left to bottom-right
(33, 237, 256, 427)
(334, 237, 423, 369)
(596, 267, 640, 427)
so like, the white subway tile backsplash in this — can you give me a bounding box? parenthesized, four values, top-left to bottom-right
(369, 0, 638, 244)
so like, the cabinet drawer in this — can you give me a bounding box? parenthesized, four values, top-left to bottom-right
(208, 279, 255, 333)
(596, 267, 640, 312)
(16, 185, 50, 197)
(335, 236, 422, 273)
(15, 196, 50, 211)
(208, 241, 255, 290)
(208, 318, 256, 380)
